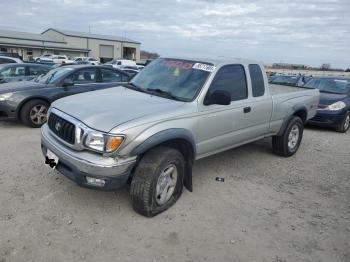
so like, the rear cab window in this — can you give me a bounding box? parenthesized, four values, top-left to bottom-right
(249, 64, 265, 97)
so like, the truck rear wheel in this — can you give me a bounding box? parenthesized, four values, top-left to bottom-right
(130, 146, 185, 217)
(272, 116, 304, 157)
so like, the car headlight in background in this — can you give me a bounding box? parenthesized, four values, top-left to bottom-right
(0, 93, 13, 101)
(84, 131, 124, 153)
(325, 101, 346, 111)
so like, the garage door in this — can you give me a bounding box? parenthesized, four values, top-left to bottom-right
(99, 45, 114, 58)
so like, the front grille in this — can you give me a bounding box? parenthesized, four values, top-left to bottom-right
(48, 113, 76, 144)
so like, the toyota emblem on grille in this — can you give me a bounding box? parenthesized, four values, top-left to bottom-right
(55, 121, 62, 131)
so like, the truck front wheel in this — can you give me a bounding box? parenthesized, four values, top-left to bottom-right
(272, 116, 304, 157)
(130, 146, 185, 217)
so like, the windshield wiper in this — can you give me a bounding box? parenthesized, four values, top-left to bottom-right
(146, 88, 185, 101)
(124, 82, 143, 91)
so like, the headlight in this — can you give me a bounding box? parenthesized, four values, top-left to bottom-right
(325, 101, 346, 111)
(84, 131, 124, 153)
(0, 93, 13, 101)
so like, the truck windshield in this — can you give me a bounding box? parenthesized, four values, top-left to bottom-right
(129, 58, 213, 101)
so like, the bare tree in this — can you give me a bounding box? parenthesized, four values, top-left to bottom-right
(320, 63, 331, 71)
(141, 50, 160, 60)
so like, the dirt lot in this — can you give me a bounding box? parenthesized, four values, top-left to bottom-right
(0, 121, 349, 262)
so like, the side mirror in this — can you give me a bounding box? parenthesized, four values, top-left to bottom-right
(62, 78, 74, 88)
(204, 90, 231, 106)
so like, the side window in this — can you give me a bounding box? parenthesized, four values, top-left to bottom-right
(101, 69, 122, 83)
(1, 66, 25, 77)
(29, 66, 49, 76)
(249, 64, 265, 97)
(69, 68, 96, 84)
(0, 67, 11, 76)
(208, 64, 247, 102)
(15, 66, 25, 76)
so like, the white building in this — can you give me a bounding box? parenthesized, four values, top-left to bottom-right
(0, 28, 141, 62)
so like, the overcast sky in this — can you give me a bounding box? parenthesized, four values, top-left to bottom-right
(0, 0, 349, 68)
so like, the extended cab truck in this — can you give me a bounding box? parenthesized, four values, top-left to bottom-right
(41, 57, 320, 217)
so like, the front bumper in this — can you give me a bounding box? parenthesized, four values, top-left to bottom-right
(308, 110, 346, 127)
(0, 101, 17, 121)
(41, 124, 137, 191)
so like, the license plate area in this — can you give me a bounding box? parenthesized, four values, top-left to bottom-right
(45, 149, 59, 169)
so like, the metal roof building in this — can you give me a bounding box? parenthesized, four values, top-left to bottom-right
(0, 28, 140, 62)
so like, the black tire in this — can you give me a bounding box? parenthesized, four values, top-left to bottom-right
(20, 99, 49, 128)
(130, 146, 185, 217)
(335, 112, 350, 133)
(272, 116, 304, 157)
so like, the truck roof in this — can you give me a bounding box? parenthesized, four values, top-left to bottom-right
(162, 56, 263, 66)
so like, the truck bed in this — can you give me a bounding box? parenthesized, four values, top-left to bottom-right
(268, 83, 320, 135)
(269, 84, 310, 95)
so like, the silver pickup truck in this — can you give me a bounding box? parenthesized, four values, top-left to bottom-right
(41, 57, 319, 216)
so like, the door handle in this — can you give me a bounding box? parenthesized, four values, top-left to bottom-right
(243, 107, 251, 113)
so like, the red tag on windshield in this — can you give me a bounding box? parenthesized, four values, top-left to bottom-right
(162, 60, 193, 70)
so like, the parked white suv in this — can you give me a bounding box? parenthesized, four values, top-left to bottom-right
(35, 54, 72, 64)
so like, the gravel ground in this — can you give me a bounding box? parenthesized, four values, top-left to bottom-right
(0, 121, 349, 262)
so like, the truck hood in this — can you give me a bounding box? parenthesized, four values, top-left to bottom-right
(0, 81, 46, 93)
(52, 86, 185, 132)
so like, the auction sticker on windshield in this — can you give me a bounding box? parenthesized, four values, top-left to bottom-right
(193, 63, 216, 72)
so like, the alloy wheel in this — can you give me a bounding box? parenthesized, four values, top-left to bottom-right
(29, 104, 48, 125)
(288, 124, 300, 150)
(155, 164, 178, 205)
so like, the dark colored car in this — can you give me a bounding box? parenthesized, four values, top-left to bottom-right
(306, 77, 350, 132)
(271, 75, 311, 87)
(0, 65, 130, 127)
(268, 74, 279, 83)
(0, 63, 50, 84)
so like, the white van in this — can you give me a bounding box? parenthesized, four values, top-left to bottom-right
(106, 59, 137, 69)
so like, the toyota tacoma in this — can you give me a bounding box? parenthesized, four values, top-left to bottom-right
(41, 57, 319, 217)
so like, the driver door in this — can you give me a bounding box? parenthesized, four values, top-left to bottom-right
(196, 64, 251, 157)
